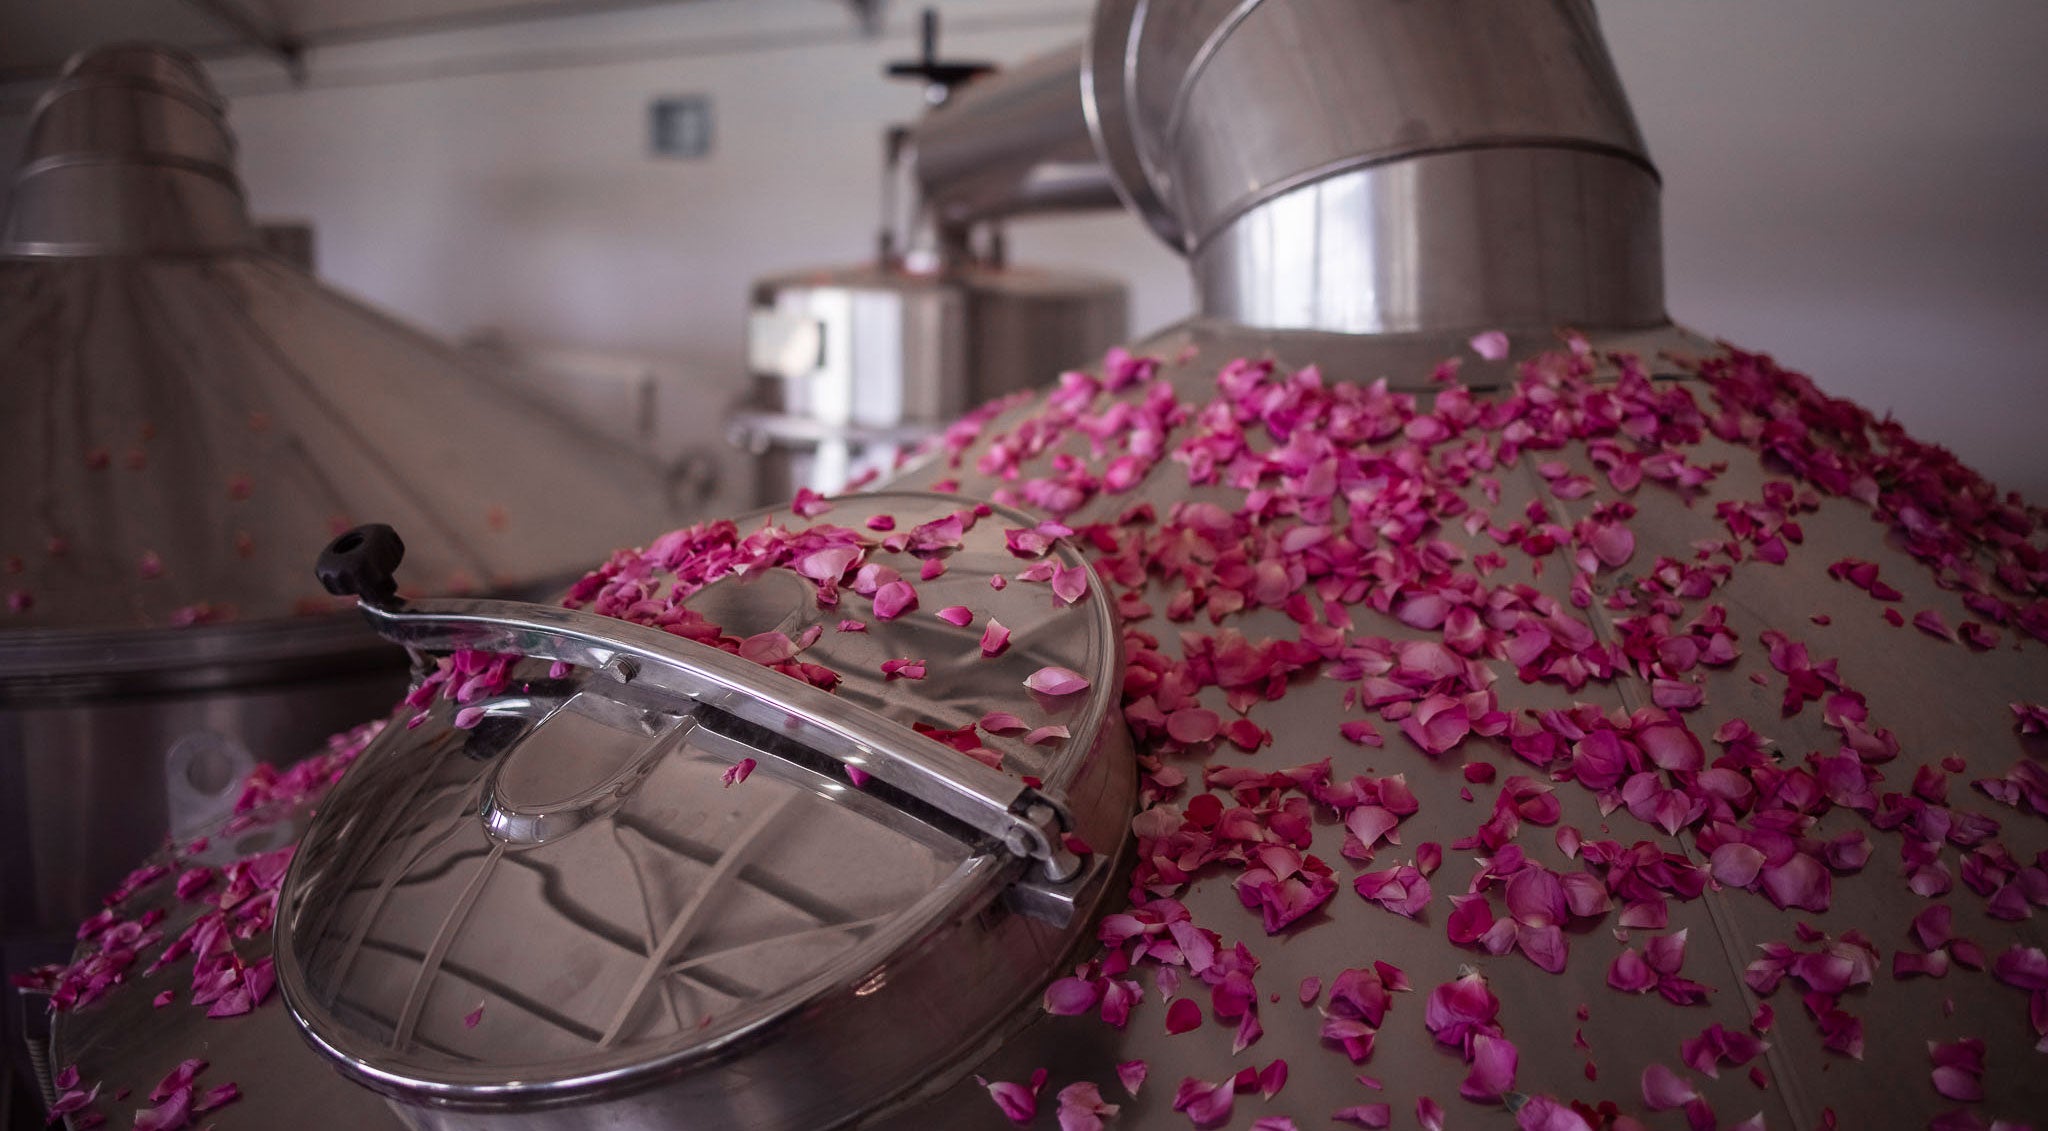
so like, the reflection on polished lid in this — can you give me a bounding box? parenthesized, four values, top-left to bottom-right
(276, 492, 1123, 1105)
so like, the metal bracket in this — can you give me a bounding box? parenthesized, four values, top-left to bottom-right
(317, 525, 1082, 883)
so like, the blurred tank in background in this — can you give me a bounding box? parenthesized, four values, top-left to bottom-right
(0, 43, 699, 1074)
(727, 18, 1129, 505)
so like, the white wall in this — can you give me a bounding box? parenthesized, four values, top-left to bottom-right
(1600, 0, 2048, 503)
(4, 0, 2044, 500)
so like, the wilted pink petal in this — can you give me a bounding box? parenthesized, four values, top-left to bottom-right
(46, 1082, 99, 1120)
(1024, 725, 1071, 745)
(1609, 948, 1657, 993)
(1993, 944, 2048, 990)
(1116, 1059, 1147, 1097)
(1642, 1063, 1698, 1110)
(1051, 564, 1090, 606)
(1417, 1095, 1446, 1131)
(790, 487, 832, 518)
(980, 712, 1028, 734)
(722, 758, 756, 788)
(872, 580, 918, 620)
(795, 545, 858, 582)
(1931, 1065, 1984, 1103)
(1460, 1034, 1518, 1102)
(1354, 865, 1430, 918)
(1249, 1120, 1299, 1131)
(1233, 1008, 1264, 1054)
(1166, 997, 1203, 1034)
(976, 1073, 1042, 1125)
(135, 1087, 192, 1131)
(937, 605, 974, 627)
(1257, 1058, 1288, 1099)
(981, 619, 1012, 657)
(1514, 1095, 1595, 1131)
(1333, 1104, 1392, 1128)
(1646, 929, 1690, 976)
(1167, 708, 1221, 744)
(463, 1002, 484, 1029)
(1171, 1076, 1235, 1128)
(1044, 976, 1102, 1016)
(1026, 666, 1091, 695)
(1425, 971, 1501, 1055)
(150, 1060, 207, 1102)
(1470, 330, 1510, 361)
(837, 619, 867, 633)
(1912, 905, 1954, 951)
(1759, 854, 1830, 912)
(1056, 1081, 1120, 1131)
(880, 658, 927, 681)
(1340, 719, 1383, 746)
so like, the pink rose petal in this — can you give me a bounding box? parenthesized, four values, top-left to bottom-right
(1460, 1033, 1518, 1102)
(937, 605, 974, 627)
(1642, 1063, 1698, 1110)
(981, 619, 1012, 657)
(1056, 1081, 1120, 1131)
(1116, 1059, 1147, 1097)
(1025, 666, 1091, 696)
(980, 711, 1029, 734)
(1470, 330, 1510, 361)
(872, 580, 918, 620)
(721, 758, 756, 788)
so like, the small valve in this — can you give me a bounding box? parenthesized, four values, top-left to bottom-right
(884, 8, 994, 105)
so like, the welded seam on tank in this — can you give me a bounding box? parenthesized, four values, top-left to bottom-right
(1549, 409, 1808, 1129)
(1157, 0, 1264, 170)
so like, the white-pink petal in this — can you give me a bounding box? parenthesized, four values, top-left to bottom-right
(1026, 666, 1091, 696)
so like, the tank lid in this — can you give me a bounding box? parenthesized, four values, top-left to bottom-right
(278, 493, 1125, 1116)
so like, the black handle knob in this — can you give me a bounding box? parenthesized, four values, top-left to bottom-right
(317, 524, 406, 605)
(884, 7, 993, 93)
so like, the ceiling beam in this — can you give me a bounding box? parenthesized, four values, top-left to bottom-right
(179, 0, 305, 83)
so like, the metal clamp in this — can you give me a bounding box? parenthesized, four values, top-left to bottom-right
(316, 524, 1083, 883)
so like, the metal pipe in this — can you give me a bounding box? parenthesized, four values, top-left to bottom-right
(912, 1, 1666, 333)
(1084, 0, 1666, 333)
(907, 43, 1122, 228)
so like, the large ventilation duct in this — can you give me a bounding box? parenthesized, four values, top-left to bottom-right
(911, 0, 1665, 340)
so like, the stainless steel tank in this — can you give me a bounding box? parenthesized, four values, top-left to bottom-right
(0, 45, 687, 972)
(22, 5, 2048, 1130)
(726, 28, 1131, 509)
(730, 262, 1128, 504)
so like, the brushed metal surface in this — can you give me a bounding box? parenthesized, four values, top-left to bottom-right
(732, 266, 1127, 505)
(1191, 148, 1666, 334)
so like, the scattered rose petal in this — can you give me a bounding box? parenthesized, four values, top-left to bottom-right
(1026, 666, 1091, 695)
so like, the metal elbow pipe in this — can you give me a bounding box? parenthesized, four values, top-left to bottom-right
(1086, 0, 1666, 335)
(908, 1, 1668, 335)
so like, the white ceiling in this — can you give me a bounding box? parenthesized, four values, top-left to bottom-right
(0, 0, 861, 82)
